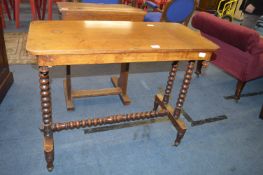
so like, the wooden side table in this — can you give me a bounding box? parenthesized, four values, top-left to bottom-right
(57, 2, 147, 110)
(57, 2, 146, 21)
(26, 21, 218, 171)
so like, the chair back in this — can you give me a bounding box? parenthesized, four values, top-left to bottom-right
(161, 0, 196, 25)
(81, 0, 120, 4)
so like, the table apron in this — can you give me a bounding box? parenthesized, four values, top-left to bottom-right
(37, 51, 213, 66)
(62, 11, 145, 21)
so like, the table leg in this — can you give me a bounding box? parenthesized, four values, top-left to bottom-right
(153, 61, 179, 111)
(64, 65, 74, 110)
(195, 60, 203, 76)
(173, 61, 195, 146)
(152, 61, 195, 146)
(111, 63, 131, 105)
(39, 66, 54, 172)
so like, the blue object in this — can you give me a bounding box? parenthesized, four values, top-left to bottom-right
(144, 12, 162, 22)
(145, 1, 158, 9)
(82, 0, 120, 4)
(144, 0, 195, 23)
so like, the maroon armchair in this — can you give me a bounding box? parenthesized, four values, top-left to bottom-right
(191, 12, 263, 101)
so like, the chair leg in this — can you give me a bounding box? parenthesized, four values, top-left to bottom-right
(136, 0, 143, 8)
(14, 0, 19, 28)
(195, 60, 203, 76)
(41, 0, 47, 20)
(8, 0, 13, 9)
(48, 0, 52, 20)
(3, 0, 12, 20)
(0, 2, 5, 28)
(29, 0, 38, 20)
(35, 0, 41, 19)
(12, 0, 15, 20)
(234, 80, 246, 102)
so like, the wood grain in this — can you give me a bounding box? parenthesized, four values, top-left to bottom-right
(26, 21, 218, 66)
(57, 2, 146, 21)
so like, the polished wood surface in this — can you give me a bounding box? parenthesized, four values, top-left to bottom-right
(0, 12, 13, 103)
(57, 2, 146, 21)
(26, 21, 218, 66)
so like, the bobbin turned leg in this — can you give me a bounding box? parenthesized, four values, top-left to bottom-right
(174, 129, 186, 146)
(162, 61, 179, 105)
(173, 61, 195, 146)
(153, 61, 179, 111)
(153, 100, 159, 111)
(39, 66, 54, 171)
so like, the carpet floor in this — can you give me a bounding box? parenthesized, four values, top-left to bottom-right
(1, 3, 263, 175)
(0, 62, 263, 175)
(4, 32, 36, 64)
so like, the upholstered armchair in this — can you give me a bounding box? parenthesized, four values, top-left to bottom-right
(192, 12, 263, 101)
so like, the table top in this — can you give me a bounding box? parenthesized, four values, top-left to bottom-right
(26, 21, 219, 66)
(57, 2, 146, 14)
(56, 2, 146, 21)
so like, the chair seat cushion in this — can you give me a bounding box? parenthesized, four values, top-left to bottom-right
(144, 12, 162, 22)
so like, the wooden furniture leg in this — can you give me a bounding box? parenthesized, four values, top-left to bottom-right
(64, 63, 131, 111)
(41, 0, 47, 19)
(34, 0, 41, 19)
(47, 0, 52, 20)
(153, 61, 179, 111)
(14, 0, 39, 28)
(111, 63, 131, 105)
(195, 60, 203, 76)
(63, 65, 74, 110)
(259, 105, 263, 120)
(3, 0, 12, 20)
(153, 61, 195, 146)
(234, 80, 246, 102)
(173, 61, 195, 145)
(0, 1, 5, 28)
(162, 61, 179, 105)
(39, 66, 54, 172)
(14, 0, 19, 28)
